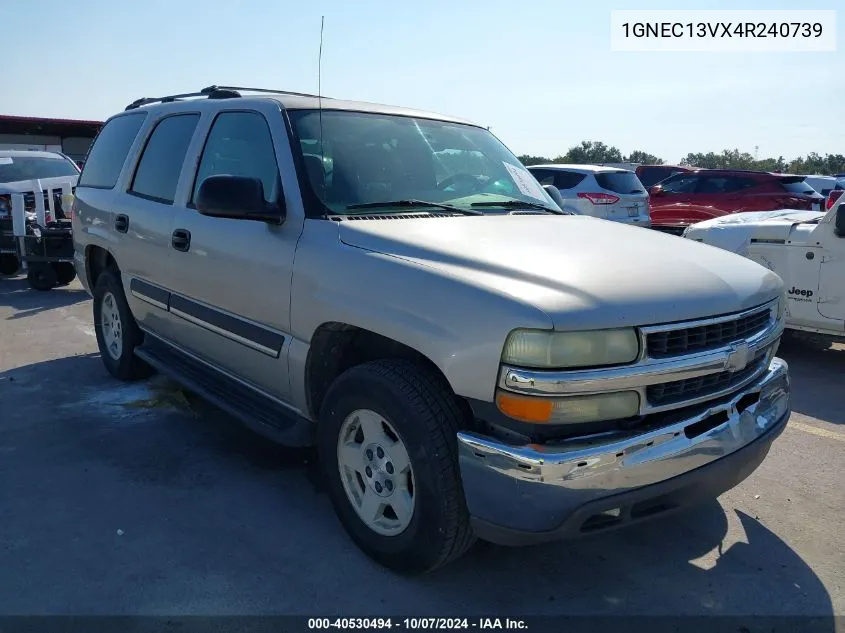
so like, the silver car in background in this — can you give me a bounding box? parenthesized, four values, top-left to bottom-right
(528, 164, 651, 227)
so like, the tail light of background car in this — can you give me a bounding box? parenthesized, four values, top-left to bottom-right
(827, 190, 844, 210)
(577, 192, 620, 205)
(0, 194, 10, 217)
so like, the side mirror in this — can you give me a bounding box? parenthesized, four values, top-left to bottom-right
(196, 175, 285, 224)
(543, 184, 566, 211)
(649, 185, 664, 196)
(835, 206, 845, 237)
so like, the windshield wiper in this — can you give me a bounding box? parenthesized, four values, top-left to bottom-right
(470, 200, 566, 215)
(345, 199, 482, 216)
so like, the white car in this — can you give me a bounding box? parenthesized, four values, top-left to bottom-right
(801, 174, 845, 198)
(683, 197, 845, 343)
(527, 164, 651, 227)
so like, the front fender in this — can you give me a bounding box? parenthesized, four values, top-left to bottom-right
(289, 222, 552, 404)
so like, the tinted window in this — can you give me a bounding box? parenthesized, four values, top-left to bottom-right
(78, 114, 145, 189)
(528, 168, 555, 186)
(0, 155, 79, 183)
(594, 171, 645, 194)
(659, 174, 699, 193)
(696, 176, 757, 194)
(554, 171, 587, 190)
(130, 114, 199, 204)
(637, 166, 685, 188)
(781, 180, 818, 196)
(193, 112, 280, 204)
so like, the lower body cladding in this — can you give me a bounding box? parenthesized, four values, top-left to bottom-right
(457, 358, 789, 545)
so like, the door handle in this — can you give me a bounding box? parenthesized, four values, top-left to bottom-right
(114, 214, 129, 234)
(171, 229, 191, 252)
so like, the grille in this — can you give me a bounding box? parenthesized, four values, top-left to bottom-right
(647, 306, 771, 358)
(646, 354, 766, 407)
(22, 187, 76, 218)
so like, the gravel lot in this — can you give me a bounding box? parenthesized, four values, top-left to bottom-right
(1, 276, 843, 618)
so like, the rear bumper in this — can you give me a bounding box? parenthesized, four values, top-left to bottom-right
(457, 358, 789, 546)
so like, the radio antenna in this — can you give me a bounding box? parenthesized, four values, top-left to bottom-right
(318, 15, 326, 192)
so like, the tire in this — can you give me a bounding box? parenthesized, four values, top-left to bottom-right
(52, 262, 77, 286)
(318, 359, 475, 574)
(0, 254, 19, 276)
(92, 266, 154, 381)
(27, 262, 57, 291)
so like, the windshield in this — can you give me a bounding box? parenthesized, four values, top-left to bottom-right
(0, 155, 79, 183)
(637, 166, 685, 188)
(288, 110, 558, 214)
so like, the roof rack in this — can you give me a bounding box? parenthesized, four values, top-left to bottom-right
(124, 85, 330, 111)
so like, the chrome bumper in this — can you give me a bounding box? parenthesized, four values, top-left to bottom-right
(458, 358, 789, 544)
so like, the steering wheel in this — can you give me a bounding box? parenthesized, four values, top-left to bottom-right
(437, 173, 484, 192)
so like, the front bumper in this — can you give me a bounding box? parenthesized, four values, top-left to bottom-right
(457, 358, 789, 546)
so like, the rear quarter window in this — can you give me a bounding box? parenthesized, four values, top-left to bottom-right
(78, 113, 147, 189)
(594, 171, 645, 194)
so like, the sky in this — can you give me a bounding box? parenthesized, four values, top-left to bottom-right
(2, 0, 842, 163)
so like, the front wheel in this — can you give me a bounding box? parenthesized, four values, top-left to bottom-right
(318, 359, 475, 574)
(53, 262, 77, 286)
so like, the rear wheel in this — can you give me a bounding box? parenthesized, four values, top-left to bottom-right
(53, 262, 77, 286)
(93, 267, 154, 381)
(318, 359, 475, 574)
(27, 262, 57, 291)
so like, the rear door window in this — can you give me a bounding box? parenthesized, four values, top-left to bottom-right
(554, 171, 587, 190)
(129, 114, 200, 204)
(528, 168, 555, 186)
(695, 176, 757, 194)
(78, 113, 146, 189)
(594, 171, 645, 194)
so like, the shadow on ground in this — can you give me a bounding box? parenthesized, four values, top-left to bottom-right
(0, 275, 89, 317)
(0, 353, 835, 620)
(777, 336, 845, 425)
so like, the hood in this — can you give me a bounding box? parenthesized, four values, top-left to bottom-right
(684, 209, 826, 254)
(0, 175, 79, 194)
(338, 214, 783, 330)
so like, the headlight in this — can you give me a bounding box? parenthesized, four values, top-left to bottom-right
(496, 390, 640, 424)
(502, 328, 639, 368)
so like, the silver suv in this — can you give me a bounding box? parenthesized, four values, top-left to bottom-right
(528, 164, 651, 227)
(73, 85, 790, 573)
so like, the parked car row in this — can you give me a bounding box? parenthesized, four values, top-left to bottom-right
(68, 85, 792, 574)
(526, 161, 835, 236)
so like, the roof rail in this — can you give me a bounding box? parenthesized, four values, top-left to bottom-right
(124, 85, 330, 111)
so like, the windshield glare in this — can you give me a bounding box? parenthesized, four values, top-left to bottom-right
(0, 155, 79, 183)
(289, 110, 557, 214)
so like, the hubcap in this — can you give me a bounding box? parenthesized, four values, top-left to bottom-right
(337, 409, 415, 536)
(100, 292, 123, 361)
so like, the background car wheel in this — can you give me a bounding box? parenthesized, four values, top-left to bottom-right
(93, 267, 154, 381)
(52, 262, 77, 286)
(0, 254, 19, 276)
(318, 359, 475, 574)
(27, 263, 57, 291)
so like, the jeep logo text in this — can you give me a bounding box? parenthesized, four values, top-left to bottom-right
(787, 286, 814, 299)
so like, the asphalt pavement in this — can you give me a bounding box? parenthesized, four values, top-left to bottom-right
(1, 276, 842, 619)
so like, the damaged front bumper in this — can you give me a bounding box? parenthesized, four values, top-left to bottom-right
(457, 358, 790, 546)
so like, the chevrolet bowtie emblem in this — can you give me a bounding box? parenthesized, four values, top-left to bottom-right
(725, 342, 751, 372)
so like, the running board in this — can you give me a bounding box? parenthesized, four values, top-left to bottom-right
(134, 339, 315, 447)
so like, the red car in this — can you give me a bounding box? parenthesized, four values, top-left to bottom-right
(648, 169, 826, 233)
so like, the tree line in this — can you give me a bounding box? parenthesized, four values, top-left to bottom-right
(517, 141, 845, 176)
